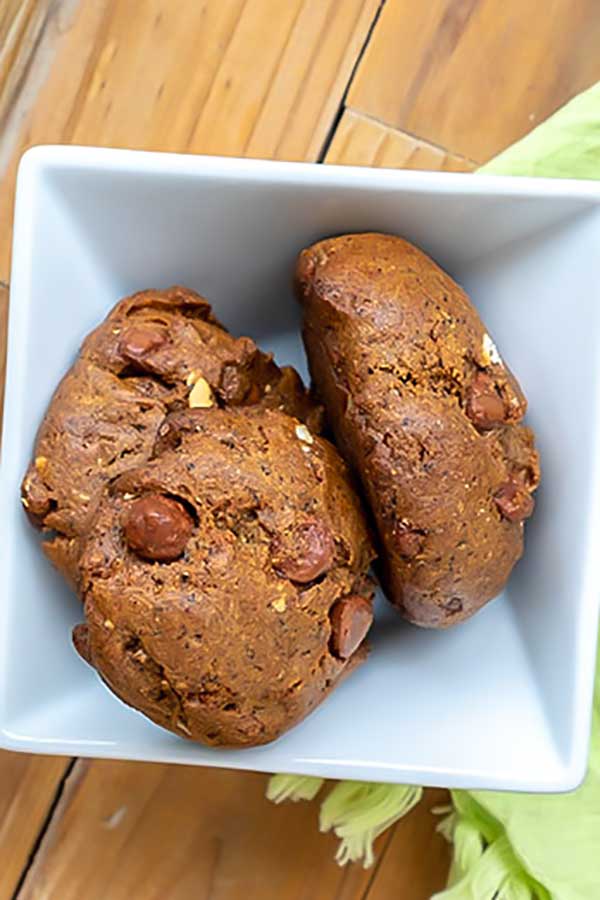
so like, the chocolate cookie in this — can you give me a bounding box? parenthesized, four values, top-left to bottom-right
(296, 233, 540, 627)
(21, 286, 321, 584)
(75, 408, 375, 746)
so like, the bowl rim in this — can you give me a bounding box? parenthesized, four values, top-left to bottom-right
(2, 144, 599, 791)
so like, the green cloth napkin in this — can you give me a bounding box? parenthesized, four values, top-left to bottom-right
(268, 80, 600, 899)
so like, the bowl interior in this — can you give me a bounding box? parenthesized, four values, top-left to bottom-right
(2, 150, 599, 789)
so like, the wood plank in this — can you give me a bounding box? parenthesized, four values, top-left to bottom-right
(60, 0, 380, 158)
(347, 0, 600, 163)
(190, 0, 381, 161)
(326, 108, 474, 171)
(17, 761, 388, 900)
(365, 790, 451, 900)
(0, 0, 380, 280)
(0, 0, 80, 174)
(0, 752, 70, 900)
(0, 0, 51, 129)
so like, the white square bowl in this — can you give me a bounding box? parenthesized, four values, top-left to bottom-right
(2, 146, 600, 791)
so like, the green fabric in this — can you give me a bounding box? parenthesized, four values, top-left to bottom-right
(268, 81, 600, 898)
(267, 774, 324, 803)
(318, 781, 422, 867)
(267, 776, 423, 869)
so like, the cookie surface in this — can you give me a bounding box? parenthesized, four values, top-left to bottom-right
(296, 232, 540, 627)
(21, 286, 321, 583)
(76, 408, 375, 746)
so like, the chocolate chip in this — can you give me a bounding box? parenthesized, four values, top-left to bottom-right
(72, 623, 91, 664)
(124, 494, 194, 561)
(118, 325, 166, 362)
(329, 595, 373, 659)
(466, 372, 506, 430)
(444, 597, 463, 613)
(219, 366, 264, 406)
(220, 365, 249, 404)
(393, 521, 425, 558)
(494, 478, 535, 523)
(271, 518, 335, 583)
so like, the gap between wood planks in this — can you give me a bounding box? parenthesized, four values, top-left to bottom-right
(358, 825, 399, 900)
(317, 0, 387, 163)
(11, 759, 77, 900)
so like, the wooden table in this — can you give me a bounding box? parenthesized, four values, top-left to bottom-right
(1, 2, 598, 897)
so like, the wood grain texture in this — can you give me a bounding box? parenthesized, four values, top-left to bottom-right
(0, 0, 52, 130)
(326, 108, 474, 171)
(58, 0, 380, 158)
(0, 0, 81, 175)
(17, 761, 390, 900)
(0, 0, 380, 279)
(366, 791, 451, 900)
(0, 752, 69, 900)
(348, 0, 600, 163)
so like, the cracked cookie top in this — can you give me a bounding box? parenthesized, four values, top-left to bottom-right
(75, 407, 375, 747)
(21, 286, 322, 585)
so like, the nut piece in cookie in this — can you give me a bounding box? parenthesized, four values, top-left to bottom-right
(77, 408, 375, 747)
(296, 232, 539, 628)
